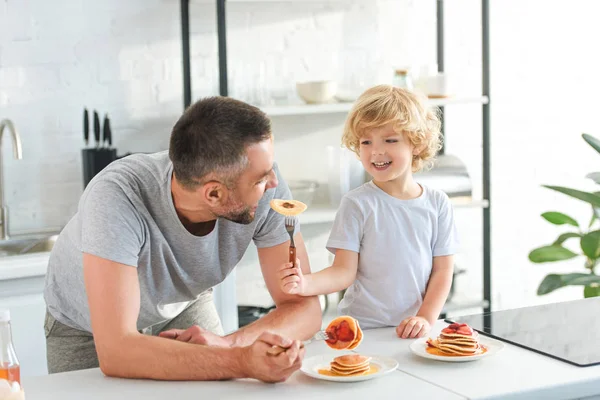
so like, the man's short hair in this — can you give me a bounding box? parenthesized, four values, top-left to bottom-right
(169, 96, 272, 189)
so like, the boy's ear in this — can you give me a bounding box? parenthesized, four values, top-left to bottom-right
(413, 144, 426, 157)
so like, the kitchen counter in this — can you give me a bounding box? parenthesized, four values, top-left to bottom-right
(20, 320, 600, 400)
(0, 253, 50, 281)
(358, 324, 600, 400)
(21, 345, 462, 400)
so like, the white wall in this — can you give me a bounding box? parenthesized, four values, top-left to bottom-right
(1, 0, 600, 312)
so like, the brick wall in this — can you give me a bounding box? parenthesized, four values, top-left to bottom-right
(2, 0, 600, 311)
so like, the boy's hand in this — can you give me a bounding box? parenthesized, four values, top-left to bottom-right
(396, 316, 431, 339)
(278, 259, 306, 295)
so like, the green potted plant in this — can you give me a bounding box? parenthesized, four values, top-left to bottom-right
(529, 134, 600, 298)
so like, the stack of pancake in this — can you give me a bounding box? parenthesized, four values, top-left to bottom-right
(329, 354, 372, 376)
(426, 323, 483, 356)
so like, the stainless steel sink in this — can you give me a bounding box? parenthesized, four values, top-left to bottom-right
(0, 234, 58, 257)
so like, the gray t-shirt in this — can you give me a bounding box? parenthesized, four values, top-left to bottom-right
(44, 151, 291, 332)
(327, 182, 460, 329)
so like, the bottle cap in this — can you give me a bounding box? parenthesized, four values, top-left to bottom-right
(0, 309, 10, 322)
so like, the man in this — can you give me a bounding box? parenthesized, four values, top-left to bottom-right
(43, 96, 322, 382)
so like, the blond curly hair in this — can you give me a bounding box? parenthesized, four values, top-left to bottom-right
(342, 85, 442, 172)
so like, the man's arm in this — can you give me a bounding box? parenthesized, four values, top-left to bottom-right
(416, 255, 454, 324)
(84, 253, 301, 381)
(226, 233, 322, 346)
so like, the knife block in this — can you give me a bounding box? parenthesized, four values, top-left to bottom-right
(81, 148, 117, 188)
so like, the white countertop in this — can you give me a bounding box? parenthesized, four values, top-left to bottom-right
(21, 345, 462, 400)
(357, 321, 600, 400)
(0, 253, 49, 281)
(20, 319, 600, 399)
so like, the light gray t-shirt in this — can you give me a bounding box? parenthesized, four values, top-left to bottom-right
(327, 181, 459, 329)
(44, 151, 292, 332)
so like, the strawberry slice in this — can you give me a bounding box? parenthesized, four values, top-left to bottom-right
(336, 321, 355, 342)
(441, 327, 455, 334)
(326, 320, 356, 344)
(457, 325, 474, 336)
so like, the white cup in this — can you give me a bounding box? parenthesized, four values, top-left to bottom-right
(426, 73, 451, 97)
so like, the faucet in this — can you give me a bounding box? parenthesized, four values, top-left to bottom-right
(0, 119, 23, 240)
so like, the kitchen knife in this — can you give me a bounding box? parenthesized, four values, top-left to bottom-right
(93, 111, 101, 148)
(102, 114, 112, 149)
(83, 108, 89, 148)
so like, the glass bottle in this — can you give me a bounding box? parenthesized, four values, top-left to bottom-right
(0, 309, 20, 386)
(392, 69, 414, 90)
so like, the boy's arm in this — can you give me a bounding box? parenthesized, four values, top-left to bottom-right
(416, 255, 454, 324)
(225, 234, 322, 346)
(293, 249, 358, 296)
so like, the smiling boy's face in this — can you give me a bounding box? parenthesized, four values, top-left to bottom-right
(358, 122, 418, 184)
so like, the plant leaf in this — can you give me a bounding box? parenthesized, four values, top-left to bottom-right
(553, 232, 582, 246)
(541, 212, 579, 227)
(581, 230, 600, 259)
(543, 186, 600, 208)
(583, 133, 600, 155)
(584, 285, 600, 298)
(585, 172, 600, 185)
(538, 273, 600, 295)
(589, 211, 597, 229)
(560, 272, 600, 286)
(537, 274, 564, 295)
(529, 245, 578, 263)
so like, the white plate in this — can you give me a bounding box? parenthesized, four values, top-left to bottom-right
(300, 354, 399, 382)
(409, 335, 505, 362)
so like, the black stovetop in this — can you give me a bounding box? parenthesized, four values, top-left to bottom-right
(447, 297, 600, 367)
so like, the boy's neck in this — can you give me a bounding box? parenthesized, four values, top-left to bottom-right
(373, 175, 422, 200)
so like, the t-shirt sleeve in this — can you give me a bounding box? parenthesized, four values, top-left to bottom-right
(253, 164, 294, 249)
(433, 192, 460, 257)
(326, 196, 363, 254)
(80, 180, 144, 267)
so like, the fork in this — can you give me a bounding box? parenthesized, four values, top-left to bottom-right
(267, 330, 331, 356)
(284, 215, 296, 266)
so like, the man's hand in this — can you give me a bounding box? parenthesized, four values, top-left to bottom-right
(159, 326, 232, 347)
(240, 332, 304, 383)
(278, 259, 306, 295)
(396, 316, 431, 339)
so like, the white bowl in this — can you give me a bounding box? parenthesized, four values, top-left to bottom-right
(296, 81, 337, 104)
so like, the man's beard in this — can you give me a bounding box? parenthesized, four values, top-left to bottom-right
(220, 206, 255, 225)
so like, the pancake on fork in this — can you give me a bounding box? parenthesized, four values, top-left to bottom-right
(325, 316, 363, 350)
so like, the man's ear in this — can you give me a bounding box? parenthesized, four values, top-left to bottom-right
(202, 181, 228, 206)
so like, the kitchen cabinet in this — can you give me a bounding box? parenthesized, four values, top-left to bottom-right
(0, 275, 48, 378)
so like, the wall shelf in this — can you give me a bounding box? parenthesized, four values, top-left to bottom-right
(300, 198, 489, 226)
(189, 0, 345, 3)
(178, 0, 492, 324)
(260, 95, 489, 117)
(443, 299, 490, 314)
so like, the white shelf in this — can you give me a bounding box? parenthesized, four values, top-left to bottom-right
(300, 198, 489, 226)
(442, 298, 489, 314)
(429, 95, 489, 106)
(191, 0, 345, 2)
(451, 198, 490, 209)
(263, 102, 354, 117)
(299, 206, 339, 225)
(262, 96, 488, 117)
